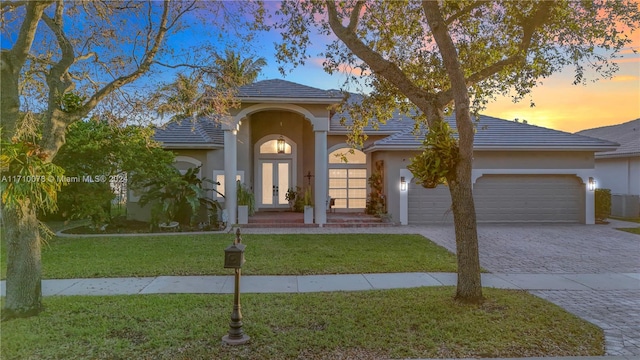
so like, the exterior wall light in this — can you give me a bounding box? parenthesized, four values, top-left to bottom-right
(400, 176, 407, 192)
(277, 136, 285, 154)
(588, 177, 596, 191)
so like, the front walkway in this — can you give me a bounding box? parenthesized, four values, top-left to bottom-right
(1, 272, 637, 297)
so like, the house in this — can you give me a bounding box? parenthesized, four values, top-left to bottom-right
(576, 119, 640, 217)
(129, 79, 618, 225)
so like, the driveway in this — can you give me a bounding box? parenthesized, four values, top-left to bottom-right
(415, 220, 640, 356)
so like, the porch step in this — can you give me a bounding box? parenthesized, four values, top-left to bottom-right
(239, 223, 319, 228)
(244, 211, 396, 228)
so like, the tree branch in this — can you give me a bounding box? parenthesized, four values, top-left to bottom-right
(11, 1, 52, 70)
(82, 1, 171, 114)
(439, 1, 554, 106)
(325, 1, 431, 111)
(444, 1, 486, 25)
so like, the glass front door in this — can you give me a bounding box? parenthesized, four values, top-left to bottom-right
(260, 160, 291, 208)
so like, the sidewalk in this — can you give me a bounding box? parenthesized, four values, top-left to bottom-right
(1, 272, 638, 297)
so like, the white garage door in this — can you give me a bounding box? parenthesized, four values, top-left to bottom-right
(408, 175, 584, 224)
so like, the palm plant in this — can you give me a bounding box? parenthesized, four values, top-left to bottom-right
(153, 73, 215, 123)
(208, 49, 267, 89)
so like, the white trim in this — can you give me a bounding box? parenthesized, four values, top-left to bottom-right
(229, 103, 330, 132)
(175, 156, 202, 168)
(399, 169, 414, 225)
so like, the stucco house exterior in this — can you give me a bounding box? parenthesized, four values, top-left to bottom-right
(576, 119, 640, 217)
(129, 79, 618, 226)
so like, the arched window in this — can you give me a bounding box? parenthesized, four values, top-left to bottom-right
(328, 148, 367, 209)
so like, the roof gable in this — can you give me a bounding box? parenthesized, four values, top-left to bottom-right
(238, 79, 341, 102)
(576, 119, 640, 158)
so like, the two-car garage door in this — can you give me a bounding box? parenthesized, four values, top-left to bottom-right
(408, 174, 584, 224)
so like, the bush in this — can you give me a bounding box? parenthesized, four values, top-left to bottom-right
(595, 188, 611, 222)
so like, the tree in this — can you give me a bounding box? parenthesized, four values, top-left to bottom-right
(210, 49, 267, 89)
(275, 0, 639, 302)
(52, 119, 175, 228)
(0, 0, 265, 319)
(152, 50, 266, 123)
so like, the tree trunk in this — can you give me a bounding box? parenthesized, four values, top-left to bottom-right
(2, 200, 43, 320)
(448, 166, 483, 303)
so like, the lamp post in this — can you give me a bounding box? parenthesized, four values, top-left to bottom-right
(222, 228, 250, 345)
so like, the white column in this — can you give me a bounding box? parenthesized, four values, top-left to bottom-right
(399, 169, 414, 225)
(224, 128, 238, 225)
(314, 130, 328, 225)
(584, 178, 595, 225)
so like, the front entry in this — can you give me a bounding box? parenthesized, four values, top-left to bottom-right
(259, 159, 291, 208)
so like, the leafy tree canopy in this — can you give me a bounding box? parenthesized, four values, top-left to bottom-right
(276, 0, 639, 145)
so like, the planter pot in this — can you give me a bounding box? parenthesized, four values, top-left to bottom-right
(238, 205, 249, 224)
(304, 205, 314, 224)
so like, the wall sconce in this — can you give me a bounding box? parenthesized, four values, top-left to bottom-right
(400, 176, 407, 192)
(277, 136, 285, 154)
(588, 177, 596, 191)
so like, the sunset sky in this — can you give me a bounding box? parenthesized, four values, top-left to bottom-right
(238, 2, 640, 134)
(250, 33, 640, 134)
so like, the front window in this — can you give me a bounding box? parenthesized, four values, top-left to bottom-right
(328, 148, 367, 209)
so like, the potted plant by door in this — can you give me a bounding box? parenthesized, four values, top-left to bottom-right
(236, 180, 255, 225)
(303, 187, 314, 224)
(285, 187, 297, 211)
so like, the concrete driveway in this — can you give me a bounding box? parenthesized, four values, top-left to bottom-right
(415, 220, 640, 356)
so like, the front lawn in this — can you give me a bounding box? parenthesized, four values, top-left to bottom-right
(1, 234, 458, 279)
(1, 288, 604, 360)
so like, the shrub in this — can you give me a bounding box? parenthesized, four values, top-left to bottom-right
(595, 188, 611, 222)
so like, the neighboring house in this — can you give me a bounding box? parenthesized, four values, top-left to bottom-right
(129, 79, 618, 225)
(576, 119, 640, 217)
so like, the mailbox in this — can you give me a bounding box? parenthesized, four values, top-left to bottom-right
(224, 243, 246, 268)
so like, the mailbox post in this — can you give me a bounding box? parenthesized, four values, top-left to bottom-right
(222, 228, 250, 345)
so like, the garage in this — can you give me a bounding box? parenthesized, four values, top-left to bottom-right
(408, 174, 584, 224)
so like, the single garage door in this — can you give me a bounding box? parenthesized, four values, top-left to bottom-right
(408, 174, 584, 224)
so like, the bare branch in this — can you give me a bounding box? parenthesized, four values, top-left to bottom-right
(154, 61, 205, 70)
(1, 1, 27, 10)
(83, 1, 171, 114)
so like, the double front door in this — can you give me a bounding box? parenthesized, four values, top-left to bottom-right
(259, 160, 291, 208)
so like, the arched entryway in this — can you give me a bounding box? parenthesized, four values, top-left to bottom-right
(254, 135, 297, 209)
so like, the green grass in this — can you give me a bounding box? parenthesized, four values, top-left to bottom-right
(0, 288, 604, 360)
(1, 234, 458, 279)
(610, 216, 640, 223)
(617, 227, 640, 235)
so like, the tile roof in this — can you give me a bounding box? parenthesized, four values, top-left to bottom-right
(365, 114, 619, 152)
(575, 119, 640, 158)
(154, 118, 224, 148)
(329, 94, 417, 134)
(237, 79, 342, 101)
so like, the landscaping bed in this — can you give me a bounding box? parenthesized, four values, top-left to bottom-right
(60, 217, 224, 234)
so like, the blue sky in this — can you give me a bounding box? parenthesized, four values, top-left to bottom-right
(3, 2, 638, 133)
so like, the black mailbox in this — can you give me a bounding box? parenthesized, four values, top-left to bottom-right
(224, 243, 246, 268)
